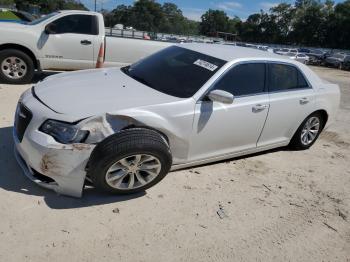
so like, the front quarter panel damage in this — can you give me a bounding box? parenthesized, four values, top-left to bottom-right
(78, 100, 195, 164)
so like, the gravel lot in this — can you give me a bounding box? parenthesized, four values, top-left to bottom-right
(0, 67, 349, 262)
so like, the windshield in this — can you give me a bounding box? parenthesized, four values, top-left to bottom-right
(27, 12, 59, 25)
(122, 46, 227, 98)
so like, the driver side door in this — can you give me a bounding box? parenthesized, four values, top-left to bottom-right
(39, 14, 98, 70)
(188, 62, 270, 162)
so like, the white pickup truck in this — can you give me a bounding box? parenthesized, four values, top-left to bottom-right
(0, 10, 171, 84)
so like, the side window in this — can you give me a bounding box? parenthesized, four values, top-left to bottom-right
(212, 63, 265, 97)
(268, 63, 309, 92)
(50, 15, 98, 35)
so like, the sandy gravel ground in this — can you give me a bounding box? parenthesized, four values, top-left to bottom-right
(0, 67, 349, 262)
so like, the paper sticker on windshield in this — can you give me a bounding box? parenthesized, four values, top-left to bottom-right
(194, 59, 218, 71)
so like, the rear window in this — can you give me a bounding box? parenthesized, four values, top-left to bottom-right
(268, 64, 309, 92)
(123, 46, 226, 98)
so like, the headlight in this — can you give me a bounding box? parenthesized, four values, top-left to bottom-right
(40, 120, 89, 144)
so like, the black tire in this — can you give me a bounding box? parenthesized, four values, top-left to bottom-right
(289, 112, 325, 150)
(0, 49, 34, 84)
(87, 128, 172, 194)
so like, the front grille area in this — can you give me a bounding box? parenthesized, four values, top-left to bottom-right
(14, 103, 32, 142)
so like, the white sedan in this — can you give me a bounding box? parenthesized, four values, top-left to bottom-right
(288, 53, 310, 64)
(14, 44, 340, 197)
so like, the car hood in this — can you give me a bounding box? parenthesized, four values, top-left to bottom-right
(34, 68, 181, 119)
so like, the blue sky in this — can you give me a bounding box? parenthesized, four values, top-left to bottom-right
(81, 0, 343, 21)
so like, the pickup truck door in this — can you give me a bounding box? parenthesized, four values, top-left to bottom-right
(39, 14, 100, 70)
(189, 63, 269, 162)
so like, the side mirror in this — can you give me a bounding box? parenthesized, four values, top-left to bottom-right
(44, 23, 57, 34)
(207, 89, 234, 104)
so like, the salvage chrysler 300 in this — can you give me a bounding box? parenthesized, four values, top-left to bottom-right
(14, 44, 340, 197)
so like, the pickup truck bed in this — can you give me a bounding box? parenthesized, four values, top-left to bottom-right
(104, 37, 171, 68)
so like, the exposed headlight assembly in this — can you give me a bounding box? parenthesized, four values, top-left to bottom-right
(40, 120, 89, 144)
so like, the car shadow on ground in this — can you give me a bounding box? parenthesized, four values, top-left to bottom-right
(0, 126, 145, 210)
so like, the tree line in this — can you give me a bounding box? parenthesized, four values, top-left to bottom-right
(102, 0, 350, 49)
(1, 0, 349, 49)
(0, 0, 87, 13)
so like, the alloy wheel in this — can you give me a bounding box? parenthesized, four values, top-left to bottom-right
(105, 154, 162, 190)
(300, 116, 320, 146)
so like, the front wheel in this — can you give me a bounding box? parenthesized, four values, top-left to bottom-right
(289, 112, 324, 150)
(87, 129, 172, 194)
(0, 49, 34, 84)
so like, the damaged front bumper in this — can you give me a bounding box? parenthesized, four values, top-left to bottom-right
(13, 127, 94, 197)
(13, 88, 95, 198)
(14, 128, 94, 197)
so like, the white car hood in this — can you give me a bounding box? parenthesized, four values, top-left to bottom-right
(34, 68, 180, 118)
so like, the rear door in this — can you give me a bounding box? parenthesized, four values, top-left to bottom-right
(257, 63, 316, 147)
(39, 14, 99, 70)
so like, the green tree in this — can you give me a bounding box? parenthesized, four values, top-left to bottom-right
(0, 0, 15, 5)
(290, 1, 326, 46)
(14, 0, 87, 14)
(333, 0, 350, 49)
(199, 9, 231, 36)
(128, 0, 165, 32)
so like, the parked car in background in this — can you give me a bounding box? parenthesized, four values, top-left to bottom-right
(288, 53, 310, 64)
(324, 53, 350, 69)
(14, 44, 340, 197)
(275, 48, 297, 56)
(0, 10, 170, 84)
(307, 50, 325, 65)
(343, 55, 350, 70)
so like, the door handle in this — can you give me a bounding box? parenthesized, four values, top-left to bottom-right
(252, 104, 268, 113)
(299, 97, 309, 105)
(80, 40, 92, 45)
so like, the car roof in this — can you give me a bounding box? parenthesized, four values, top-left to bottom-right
(179, 43, 286, 62)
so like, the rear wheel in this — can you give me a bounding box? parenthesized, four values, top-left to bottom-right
(0, 49, 34, 84)
(87, 128, 172, 194)
(289, 112, 324, 150)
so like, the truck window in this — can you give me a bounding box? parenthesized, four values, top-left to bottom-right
(49, 14, 98, 35)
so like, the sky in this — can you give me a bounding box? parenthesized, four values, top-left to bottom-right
(80, 0, 343, 21)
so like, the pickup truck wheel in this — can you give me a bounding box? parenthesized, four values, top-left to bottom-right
(0, 49, 34, 84)
(87, 129, 172, 194)
(289, 112, 324, 150)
